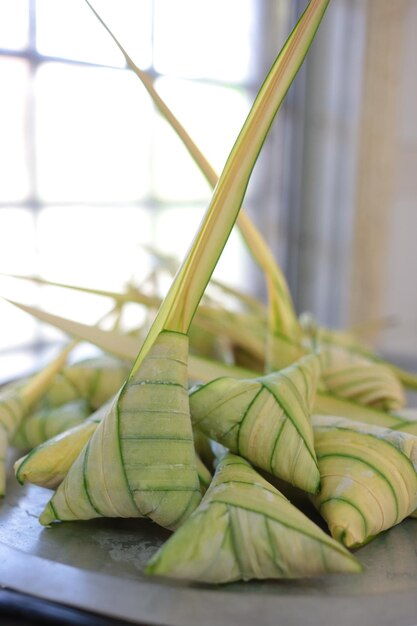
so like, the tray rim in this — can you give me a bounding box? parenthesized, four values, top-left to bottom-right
(2, 539, 417, 626)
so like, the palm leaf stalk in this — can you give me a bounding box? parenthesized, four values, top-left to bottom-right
(0, 341, 75, 495)
(142, 244, 267, 317)
(311, 415, 417, 548)
(0, 272, 161, 310)
(85, 0, 417, 405)
(37, 0, 330, 530)
(86, 0, 308, 351)
(145, 452, 361, 583)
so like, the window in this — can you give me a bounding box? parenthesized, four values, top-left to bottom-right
(0, 0, 293, 381)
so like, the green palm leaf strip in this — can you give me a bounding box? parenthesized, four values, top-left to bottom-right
(37, 0, 329, 529)
(85, 0, 329, 354)
(142, 244, 267, 317)
(145, 452, 361, 583)
(2, 299, 254, 381)
(88, 0, 415, 401)
(314, 392, 409, 429)
(1, 273, 262, 364)
(86, 0, 417, 396)
(0, 272, 160, 309)
(311, 415, 417, 548)
(190, 354, 321, 493)
(8, 299, 410, 429)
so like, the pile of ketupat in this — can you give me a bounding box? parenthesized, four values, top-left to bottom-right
(2, 0, 417, 584)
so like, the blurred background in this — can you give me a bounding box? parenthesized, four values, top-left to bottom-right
(0, 0, 416, 381)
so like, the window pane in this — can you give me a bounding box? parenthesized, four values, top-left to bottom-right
(35, 63, 153, 202)
(154, 205, 204, 258)
(36, 0, 152, 68)
(0, 349, 48, 385)
(0, 0, 29, 50)
(0, 208, 37, 273)
(154, 0, 256, 82)
(152, 115, 212, 203)
(0, 209, 38, 350)
(0, 58, 30, 202)
(0, 299, 38, 351)
(37, 206, 153, 291)
(153, 77, 251, 201)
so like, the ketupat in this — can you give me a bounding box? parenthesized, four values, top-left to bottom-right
(38, 0, 331, 531)
(189, 354, 321, 493)
(0, 343, 74, 495)
(14, 402, 109, 489)
(12, 398, 91, 451)
(40, 356, 131, 410)
(145, 453, 361, 583)
(39, 331, 201, 528)
(311, 415, 417, 548)
(317, 345, 405, 411)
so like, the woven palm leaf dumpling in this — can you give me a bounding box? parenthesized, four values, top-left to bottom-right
(0, 344, 75, 496)
(189, 353, 321, 494)
(145, 453, 362, 583)
(311, 415, 417, 548)
(38, 0, 332, 533)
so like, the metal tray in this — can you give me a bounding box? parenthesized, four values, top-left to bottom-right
(2, 453, 417, 626)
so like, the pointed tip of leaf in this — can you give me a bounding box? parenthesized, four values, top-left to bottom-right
(39, 503, 56, 526)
